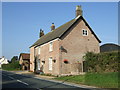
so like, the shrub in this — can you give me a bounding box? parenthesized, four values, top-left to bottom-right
(83, 51, 119, 73)
(2, 61, 21, 71)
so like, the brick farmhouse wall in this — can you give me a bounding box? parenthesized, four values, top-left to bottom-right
(30, 19, 100, 75)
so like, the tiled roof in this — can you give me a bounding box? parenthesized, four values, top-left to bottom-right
(19, 53, 30, 60)
(31, 15, 101, 47)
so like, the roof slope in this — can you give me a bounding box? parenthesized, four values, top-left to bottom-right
(31, 16, 101, 47)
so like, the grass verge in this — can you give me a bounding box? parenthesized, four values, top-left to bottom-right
(54, 72, 119, 88)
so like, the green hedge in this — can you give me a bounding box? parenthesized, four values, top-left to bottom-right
(2, 61, 21, 71)
(83, 51, 119, 72)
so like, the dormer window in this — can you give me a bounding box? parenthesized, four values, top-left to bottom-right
(49, 41, 53, 52)
(82, 29, 88, 36)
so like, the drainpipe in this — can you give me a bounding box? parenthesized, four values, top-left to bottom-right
(34, 46, 36, 72)
(59, 39, 63, 76)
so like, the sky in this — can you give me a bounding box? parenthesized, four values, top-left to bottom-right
(2, 2, 118, 60)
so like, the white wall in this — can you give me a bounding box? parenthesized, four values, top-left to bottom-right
(0, 57, 9, 68)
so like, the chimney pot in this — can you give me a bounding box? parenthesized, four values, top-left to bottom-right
(76, 5, 83, 17)
(51, 23, 55, 31)
(39, 29, 44, 38)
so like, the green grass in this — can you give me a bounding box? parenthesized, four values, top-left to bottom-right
(54, 75, 85, 84)
(54, 72, 119, 88)
(85, 72, 118, 88)
(2, 68, 21, 71)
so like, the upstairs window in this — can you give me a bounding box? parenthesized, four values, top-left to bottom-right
(49, 42, 53, 52)
(82, 29, 88, 36)
(38, 47, 40, 54)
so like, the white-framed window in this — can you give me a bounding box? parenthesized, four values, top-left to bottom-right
(49, 41, 53, 52)
(82, 29, 88, 36)
(38, 47, 41, 55)
(49, 57, 52, 70)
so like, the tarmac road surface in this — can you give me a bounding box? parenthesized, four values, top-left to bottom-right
(1, 70, 92, 90)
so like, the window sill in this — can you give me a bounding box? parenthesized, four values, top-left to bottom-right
(49, 50, 53, 53)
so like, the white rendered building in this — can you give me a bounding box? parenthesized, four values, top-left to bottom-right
(0, 56, 9, 68)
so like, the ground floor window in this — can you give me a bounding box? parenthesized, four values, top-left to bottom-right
(49, 57, 52, 70)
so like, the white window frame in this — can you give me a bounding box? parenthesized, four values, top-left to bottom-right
(49, 57, 52, 70)
(82, 29, 88, 36)
(38, 46, 41, 55)
(49, 41, 53, 52)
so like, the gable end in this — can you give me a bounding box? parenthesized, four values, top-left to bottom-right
(59, 16, 101, 43)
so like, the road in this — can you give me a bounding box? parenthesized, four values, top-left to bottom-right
(1, 70, 91, 90)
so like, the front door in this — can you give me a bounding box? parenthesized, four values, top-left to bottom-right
(37, 59, 40, 70)
(83, 61, 87, 72)
(34, 58, 40, 71)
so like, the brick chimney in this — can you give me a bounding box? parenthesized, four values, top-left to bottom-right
(76, 5, 83, 17)
(51, 23, 55, 31)
(39, 29, 44, 38)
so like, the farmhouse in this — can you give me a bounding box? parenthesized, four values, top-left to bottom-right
(30, 5, 101, 75)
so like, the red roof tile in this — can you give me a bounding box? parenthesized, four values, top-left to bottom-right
(19, 53, 30, 60)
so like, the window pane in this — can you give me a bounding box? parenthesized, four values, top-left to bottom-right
(49, 57, 52, 70)
(83, 30, 88, 36)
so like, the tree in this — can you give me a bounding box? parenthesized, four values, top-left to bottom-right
(11, 56, 18, 63)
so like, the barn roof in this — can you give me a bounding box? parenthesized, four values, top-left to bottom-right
(19, 53, 30, 60)
(100, 43, 120, 52)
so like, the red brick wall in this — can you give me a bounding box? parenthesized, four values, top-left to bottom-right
(30, 19, 100, 75)
(34, 39, 60, 75)
(59, 19, 100, 74)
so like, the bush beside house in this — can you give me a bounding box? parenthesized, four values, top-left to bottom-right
(55, 51, 119, 88)
(83, 51, 119, 73)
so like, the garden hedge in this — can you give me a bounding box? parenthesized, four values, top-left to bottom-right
(83, 51, 119, 72)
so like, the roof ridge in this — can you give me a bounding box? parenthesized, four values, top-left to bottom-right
(20, 53, 30, 54)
